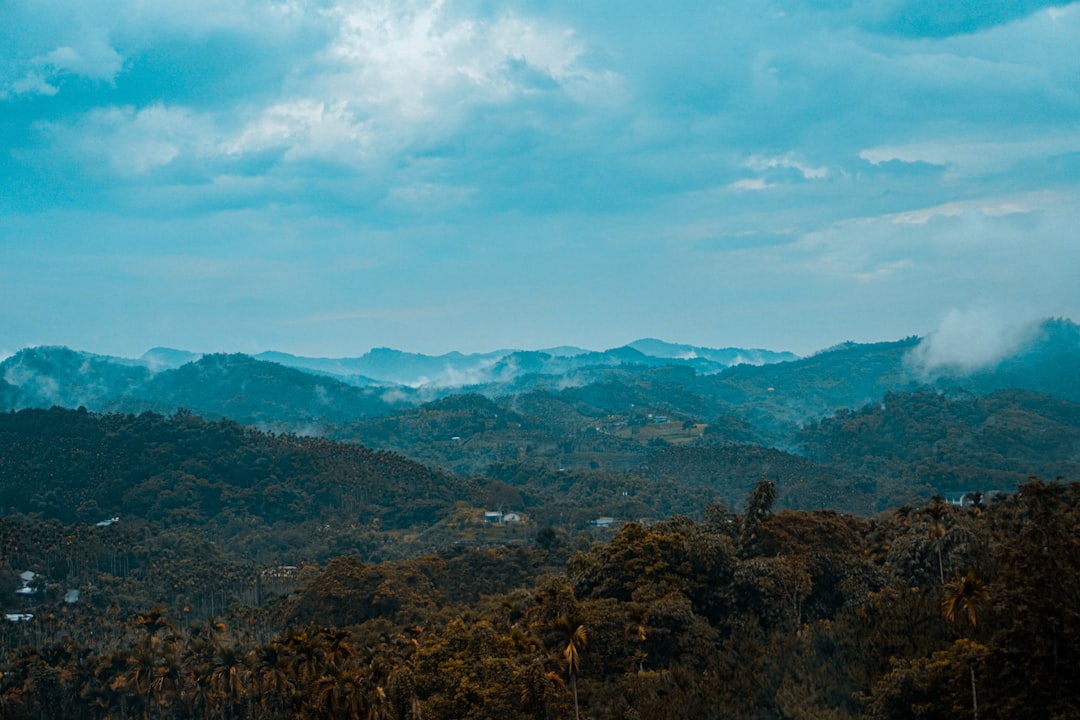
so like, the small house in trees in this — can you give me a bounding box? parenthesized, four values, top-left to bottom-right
(945, 490, 1008, 509)
(945, 492, 971, 507)
(16, 571, 37, 596)
(483, 510, 523, 523)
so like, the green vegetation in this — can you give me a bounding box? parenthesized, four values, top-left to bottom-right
(3, 322, 1080, 717)
(3, 477, 1079, 718)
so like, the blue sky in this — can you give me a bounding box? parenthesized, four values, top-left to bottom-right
(2, 0, 1078, 359)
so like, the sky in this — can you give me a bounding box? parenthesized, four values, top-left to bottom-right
(2, 0, 1078, 360)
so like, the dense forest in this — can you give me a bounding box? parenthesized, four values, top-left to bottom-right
(3, 322, 1080, 717)
(2, 406, 1079, 717)
(3, 474, 1079, 718)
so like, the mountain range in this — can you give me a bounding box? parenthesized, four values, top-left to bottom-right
(3, 319, 1077, 444)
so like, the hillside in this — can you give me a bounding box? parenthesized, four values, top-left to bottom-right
(0, 407, 467, 562)
(797, 388, 1080, 490)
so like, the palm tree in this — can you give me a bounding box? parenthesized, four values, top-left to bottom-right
(942, 570, 988, 720)
(556, 617, 587, 720)
(91, 650, 133, 720)
(625, 610, 649, 673)
(518, 658, 564, 719)
(207, 645, 249, 720)
(739, 476, 776, 554)
(285, 627, 325, 687)
(149, 655, 184, 719)
(135, 607, 174, 641)
(322, 629, 355, 671)
(308, 666, 364, 720)
(925, 503, 951, 585)
(111, 647, 155, 719)
(250, 643, 295, 719)
(942, 570, 986, 630)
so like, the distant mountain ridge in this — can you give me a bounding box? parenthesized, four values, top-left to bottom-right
(125, 340, 799, 387)
(627, 338, 795, 366)
(0, 337, 799, 406)
(2, 319, 1077, 448)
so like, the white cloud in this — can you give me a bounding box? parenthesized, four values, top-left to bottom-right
(4, 41, 123, 98)
(318, 0, 602, 117)
(9, 71, 58, 97)
(39, 104, 218, 176)
(851, 259, 913, 284)
(1, 4, 127, 98)
(887, 196, 1037, 225)
(17, 0, 617, 187)
(744, 153, 828, 180)
(225, 100, 371, 163)
(1047, 4, 1079, 21)
(906, 308, 1043, 375)
(282, 0, 624, 171)
(384, 181, 477, 211)
(38, 42, 124, 82)
(727, 178, 771, 191)
(764, 187, 1080, 299)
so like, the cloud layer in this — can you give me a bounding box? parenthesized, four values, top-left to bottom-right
(2, 0, 1078, 356)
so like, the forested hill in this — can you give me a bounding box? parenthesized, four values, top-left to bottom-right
(0, 350, 405, 430)
(0, 404, 870, 544)
(796, 388, 1080, 488)
(0, 407, 467, 540)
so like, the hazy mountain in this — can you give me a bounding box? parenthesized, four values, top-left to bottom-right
(2, 318, 1076, 449)
(690, 318, 1080, 439)
(111, 353, 405, 428)
(697, 338, 924, 439)
(627, 338, 798, 367)
(0, 349, 407, 428)
(924, 317, 1080, 402)
(0, 346, 152, 409)
(252, 351, 386, 387)
(253, 341, 795, 389)
(283, 347, 511, 387)
(140, 347, 203, 371)
(538, 344, 589, 357)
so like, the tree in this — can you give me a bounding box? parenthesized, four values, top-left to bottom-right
(557, 617, 587, 720)
(941, 571, 985, 631)
(739, 476, 776, 555)
(941, 570, 987, 720)
(518, 658, 564, 719)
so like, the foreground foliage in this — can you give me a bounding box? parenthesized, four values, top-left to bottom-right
(3, 478, 1079, 719)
